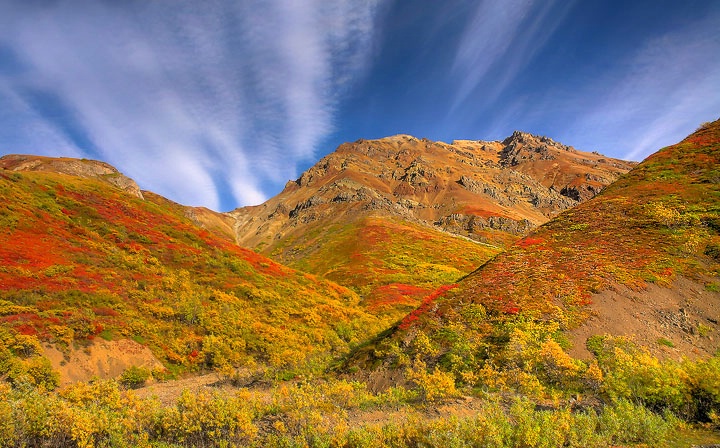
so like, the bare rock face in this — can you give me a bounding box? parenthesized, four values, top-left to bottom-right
(0, 154, 144, 199)
(229, 131, 636, 261)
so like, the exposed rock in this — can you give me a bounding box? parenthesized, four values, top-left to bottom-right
(228, 131, 635, 259)
(436, 214, 534, 237)
(0, 154, 144, 199)
(289, 195, 325, 218)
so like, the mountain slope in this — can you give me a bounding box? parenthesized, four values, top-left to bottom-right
(0, 155, 383, 384)
(231, 133, 634, 320)
(350, 119, 720, 382)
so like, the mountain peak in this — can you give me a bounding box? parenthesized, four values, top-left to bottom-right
(230, 132, 635, 318)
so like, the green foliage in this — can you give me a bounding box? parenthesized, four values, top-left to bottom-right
(598, 399, 675, 446)
(119, 366, 152, 389)
(706, 243, 720, 260)
(592, 336, 720, 422)
(0, 376, 687, 447)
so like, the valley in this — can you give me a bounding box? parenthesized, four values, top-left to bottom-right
(0, 122, 718, 446)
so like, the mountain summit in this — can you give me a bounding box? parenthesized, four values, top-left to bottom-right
(229, 133, 634, 320)
(232, 132, 633, 251)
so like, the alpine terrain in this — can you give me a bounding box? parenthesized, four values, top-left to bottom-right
(0, 122, 718, 447)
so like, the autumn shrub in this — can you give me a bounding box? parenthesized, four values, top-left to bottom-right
(685, 356, 720, 423)
(509, 398, 574, 448)
(0, 383, 16, 447)
(599, 398, 674, 446)
(4, 356, 60, 391)
(0, 372, 691, 447)
(405, 359, 459, 402)
(157, 388, 258, 445)
(119, 365, 152, 389)
(591, 336, 692, 415)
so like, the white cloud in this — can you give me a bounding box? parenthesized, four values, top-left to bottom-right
(0, 0, 385, 209)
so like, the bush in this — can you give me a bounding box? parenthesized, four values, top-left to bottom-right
(119, 365, 151, 389)
(5, 356, 60, 391)
(405, 360, 459, 402)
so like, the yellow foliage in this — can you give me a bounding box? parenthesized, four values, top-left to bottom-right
(583, 360, 604, 392)
(0, 383, 15, 447)
(539, 339, 582, 386)
(645, 201, 683, 227)
(406, 360, 459, 402)
(410, 330, 439, 358)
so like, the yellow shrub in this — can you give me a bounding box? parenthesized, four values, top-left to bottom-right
(0, 383, 16, 446)
(539, 339, 582, 386)
(406, 360, 459, 402)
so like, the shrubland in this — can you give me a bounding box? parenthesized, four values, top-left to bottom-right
(0, 367, 704, 447)
(0, 121, 718, 445)
(0, 169, 383, 383)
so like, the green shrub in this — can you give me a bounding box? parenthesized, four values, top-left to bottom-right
(119, 365, 151, 389)
(599, 399, 673, 445)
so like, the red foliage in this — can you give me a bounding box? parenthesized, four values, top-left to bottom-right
(502, 305, 520, 315)
(92, 307, 119, 317)
(367, 283, 431, 312)
(517, 237, 545, 248)
(398, 284, 458, 330)
(16, 323, 38, 336)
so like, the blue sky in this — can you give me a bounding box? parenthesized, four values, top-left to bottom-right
(0, 1, 718, 211)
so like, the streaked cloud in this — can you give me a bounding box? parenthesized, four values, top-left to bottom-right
(560, 17, 720, 161)
(0, 0, 385, 210)
(450, 0, 573, 109)
(0, 1, 718, 210)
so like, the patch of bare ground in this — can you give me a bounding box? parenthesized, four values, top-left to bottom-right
(345, 395, 485, 428)
(569, 276, 720, 360)
(132, 373, 257, 405)
(43, 339, 164, 386)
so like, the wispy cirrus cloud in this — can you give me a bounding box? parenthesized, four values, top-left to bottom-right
(0, 0, 385, 210)
(560, 18, 720, 161)
(450, 0, 574, 109)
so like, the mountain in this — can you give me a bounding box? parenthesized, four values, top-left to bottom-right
(230, 132, 634, 320)
(0, 155, 383, 385)
(349, 119, 720, 383)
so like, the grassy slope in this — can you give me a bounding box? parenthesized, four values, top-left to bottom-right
(279, 214, 503, 324)
(351, 119, 720, 374)
(0, 169, 383, 378)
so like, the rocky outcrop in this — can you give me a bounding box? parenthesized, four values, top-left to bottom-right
(436, 214, 534, 240)
(0, 154, 144, 199)
(229, 132, 636, 258)
(500, 131, 574, 167)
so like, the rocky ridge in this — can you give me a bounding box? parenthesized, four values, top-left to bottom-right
(230, 131, 635, 259)
(0, 154, 144, 199)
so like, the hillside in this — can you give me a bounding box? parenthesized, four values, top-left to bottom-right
(0, 155, 383, 385)
(231, 133, 634, 320)
(349, 119, 720, 393)
(0, 127, 718, 446)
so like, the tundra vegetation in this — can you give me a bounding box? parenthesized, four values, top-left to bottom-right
(0, 121, 719, 446)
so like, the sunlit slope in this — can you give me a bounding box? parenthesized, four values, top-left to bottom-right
(0, 159, 383, 379)
(231, 132, 633, 319)
(281, 215, 501, 323)
(352, 119, 720, 373)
